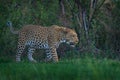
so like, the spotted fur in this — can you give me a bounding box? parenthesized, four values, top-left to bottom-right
(8, 24, 79, 62)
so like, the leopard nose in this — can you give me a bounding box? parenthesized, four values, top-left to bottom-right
(70, 42, 75, 45)
(75, 39, 79, 44)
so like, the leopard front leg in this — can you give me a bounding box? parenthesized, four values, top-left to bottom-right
(45, 48, 58, 62)
(45, 48, 52, 62)
(50, 48, 59, 62)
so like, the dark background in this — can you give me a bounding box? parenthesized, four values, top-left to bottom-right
(0, 0, 120, 62)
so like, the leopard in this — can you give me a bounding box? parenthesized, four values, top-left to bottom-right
(7, 22, 79, 63)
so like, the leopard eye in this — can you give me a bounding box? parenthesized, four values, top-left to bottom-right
(71, 35, 75, 37)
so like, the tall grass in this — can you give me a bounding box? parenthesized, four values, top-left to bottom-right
(0, 58, 120, 80)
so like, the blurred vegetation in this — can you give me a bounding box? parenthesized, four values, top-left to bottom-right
(0, 58, 120, 80)
(0, 0, 120, 61)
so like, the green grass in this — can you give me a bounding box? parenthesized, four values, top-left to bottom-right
(0, 58, 120, 80)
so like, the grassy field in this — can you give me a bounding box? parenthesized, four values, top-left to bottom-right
(0, 58, 120, 80)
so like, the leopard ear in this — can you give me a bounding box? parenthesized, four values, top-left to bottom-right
(55, 26, 69, 34)
(62, 27, 70, 34)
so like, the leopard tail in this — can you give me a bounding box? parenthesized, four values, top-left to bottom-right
(7, 21, 19, 34)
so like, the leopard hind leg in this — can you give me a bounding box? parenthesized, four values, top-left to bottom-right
(28, 47, 37, 63)
(16, 44, 25, 62)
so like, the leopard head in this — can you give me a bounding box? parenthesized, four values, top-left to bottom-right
(58, 27, 79, 47)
